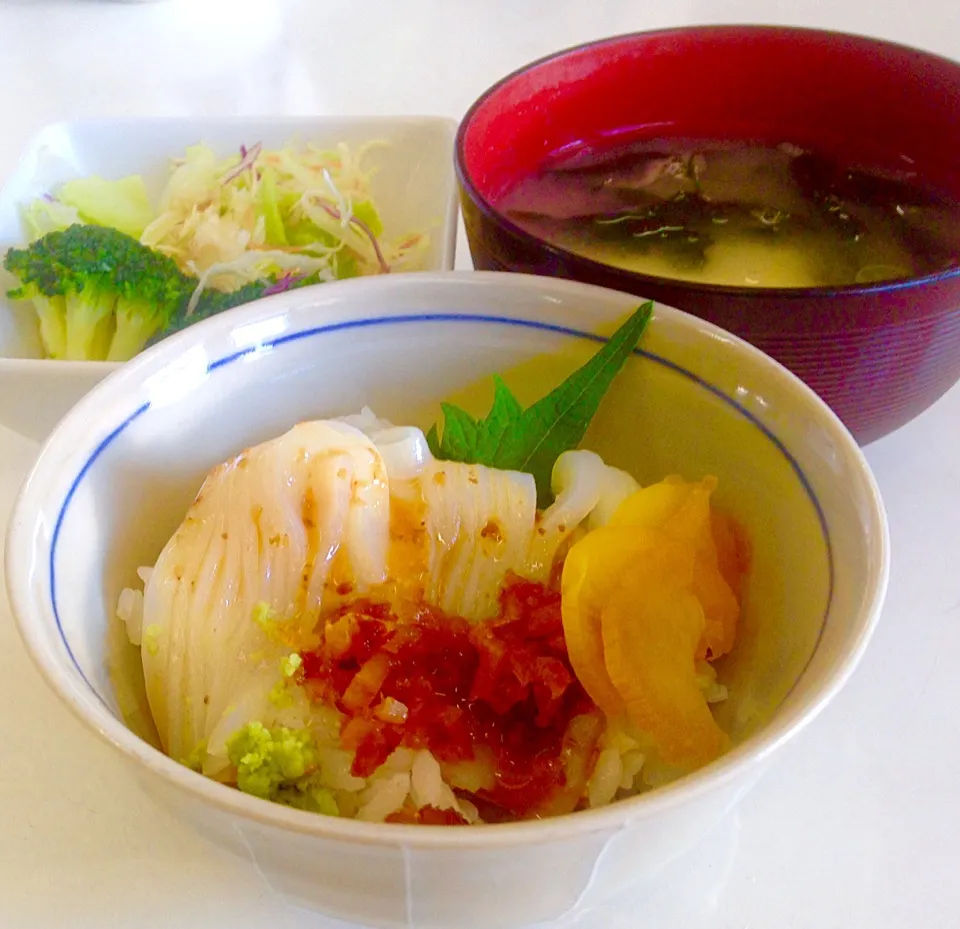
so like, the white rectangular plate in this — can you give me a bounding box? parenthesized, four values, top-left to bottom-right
(0, 115, 459, 440)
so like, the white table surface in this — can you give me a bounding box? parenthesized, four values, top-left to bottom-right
(1, 2, 959, 927)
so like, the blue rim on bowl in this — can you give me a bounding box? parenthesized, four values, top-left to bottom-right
(5, 271, 888, 848)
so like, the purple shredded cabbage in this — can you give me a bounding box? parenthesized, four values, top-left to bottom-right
(314, 201, 390, 274)
(262, 272, 306, 296)
(222, 141, 263, 185)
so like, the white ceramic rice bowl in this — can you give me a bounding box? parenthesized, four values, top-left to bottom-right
(5, 272, 888, 929)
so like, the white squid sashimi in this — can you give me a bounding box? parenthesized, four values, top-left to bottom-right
(138, 409, 643, 766)
(341, 410, 641, 618)
(548, 450, 642, 532)
(141, 420, 389, 763)
(339, 409, 540, 619)
(421, 459, 538, 619)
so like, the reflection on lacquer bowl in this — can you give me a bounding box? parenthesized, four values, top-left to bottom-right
(456, 26, 960, 444)
(5, 272, 888, 929)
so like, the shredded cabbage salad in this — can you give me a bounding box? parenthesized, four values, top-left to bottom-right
(24, 139, 431, 313)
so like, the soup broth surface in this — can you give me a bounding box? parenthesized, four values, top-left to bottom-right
(498, 138, 960, 288)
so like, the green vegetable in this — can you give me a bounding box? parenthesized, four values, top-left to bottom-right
(3, 223, 329, 358)
(3, 224, 192, 361)
(426, 376, 522, 464)
(257, 167, 288, 247)
(334, 250, 359, 279)
(59, 175, 155, 239)
(426, 302, 653, 505)
(284, 216, 338, 249)
(226, 722, 336, 815)
(352, 200, 384, 238)
(21, 199, 82, 241)
(156, 270, 325, 342)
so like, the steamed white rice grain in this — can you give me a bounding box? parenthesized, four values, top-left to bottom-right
(116, 587, 145, 646)
(117, 566, 155, 648)
(356, 771, 412, 822)
(620, 750, 646, 791)
(411, 750, 461, 813)
(315, 747, 367, 792)
(587, 748, 623, 808)
(458, 798, 480, 824)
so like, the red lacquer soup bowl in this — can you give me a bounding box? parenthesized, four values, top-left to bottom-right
(455, 26, 960, 444)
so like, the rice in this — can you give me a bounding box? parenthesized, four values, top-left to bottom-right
(116, 566, 153, 647)
(696, 660, 730, 704)
(327, 747, 467, 823)
(588, 748, 625, 808)
(356, 772, 412, 822)
(410, 750, 460, 813)
(310, 716, 471, 823)
(115, 568, 731, 824)
(116, 587, 144, 646)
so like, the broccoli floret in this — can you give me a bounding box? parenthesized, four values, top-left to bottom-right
(30, 293, 68, 359)
(199, 278, 280, 317)
(3, 224, 193, 361)
(4, 223, 330, 359)
(157, 271, 325, 341)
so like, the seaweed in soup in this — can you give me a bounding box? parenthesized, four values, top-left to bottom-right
(499, 137, 960, 287)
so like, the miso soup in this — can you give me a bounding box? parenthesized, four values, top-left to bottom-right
(498, 138, 960, 288)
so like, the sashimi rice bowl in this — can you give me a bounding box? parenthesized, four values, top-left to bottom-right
(116, 302, 745, 825)
(6, 273, 888, 926)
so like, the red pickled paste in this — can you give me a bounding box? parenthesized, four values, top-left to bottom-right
(299, 576, 600, 819)
(385, 805, 469, 826)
